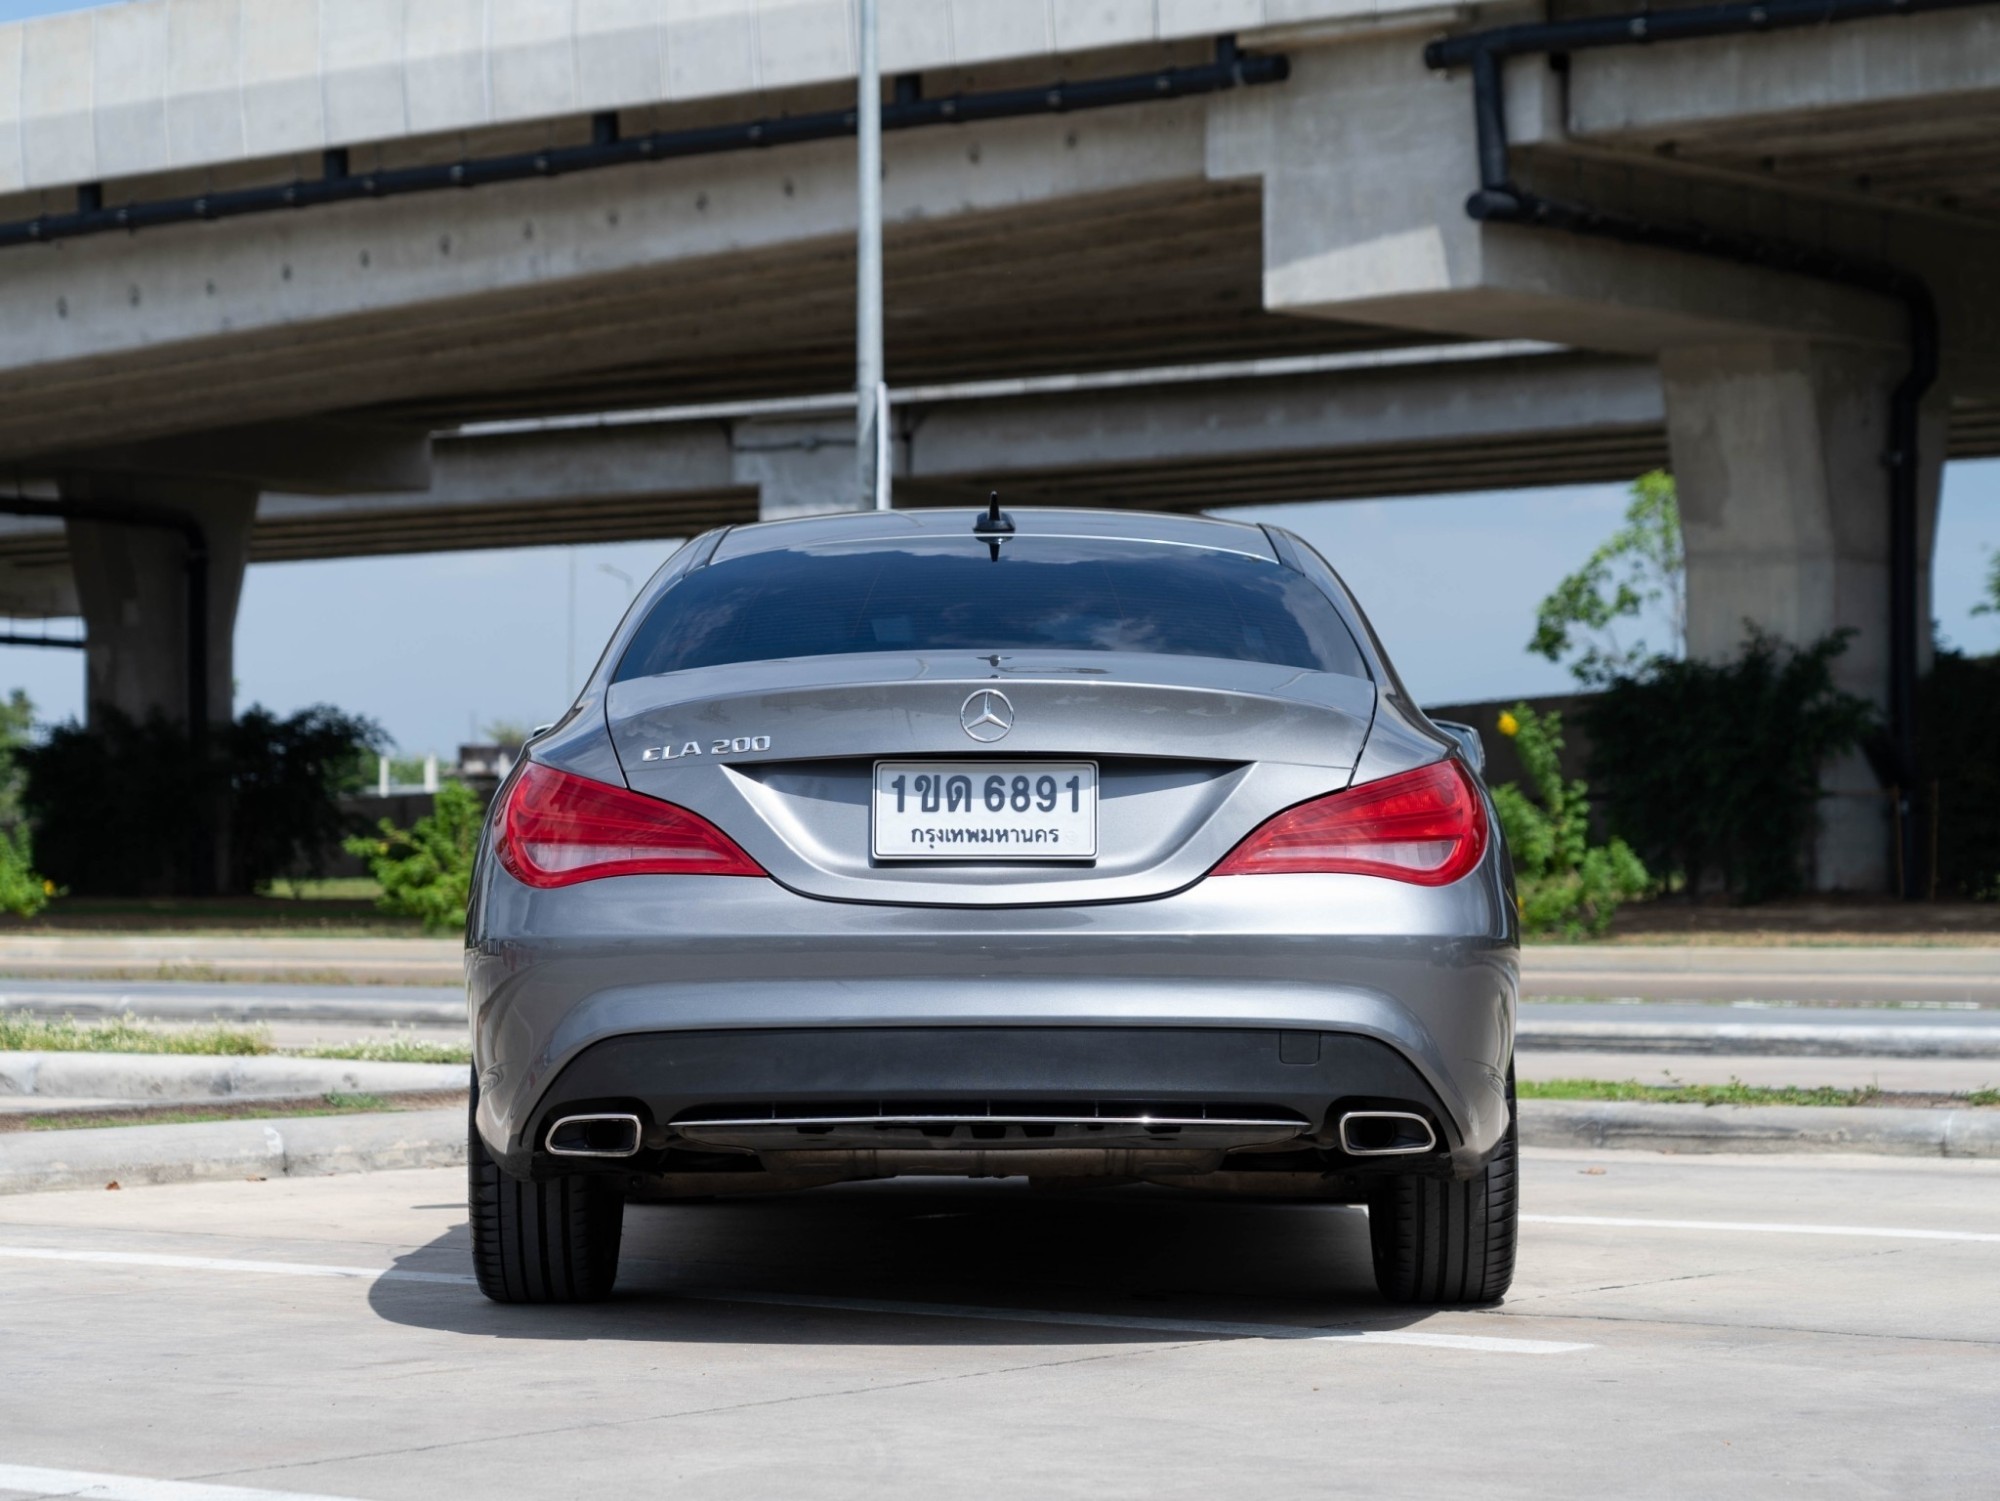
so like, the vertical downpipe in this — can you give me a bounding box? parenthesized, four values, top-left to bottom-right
(183, 524, 213, 897)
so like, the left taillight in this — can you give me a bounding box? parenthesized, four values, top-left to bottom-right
(495, 762, 765, 887)
(1210, 759, 1488, 886)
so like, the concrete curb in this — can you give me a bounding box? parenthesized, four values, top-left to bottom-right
(0, 987, 463, 1026)
(1524, 945, 2000, 974)
(0, 936, 461, 986)
(0, 1052, 467, 1102)
(1517, 1020, 2000, 1058)
(1519, 1099, 2000, 1157)
(0, 1108, 465, 1194)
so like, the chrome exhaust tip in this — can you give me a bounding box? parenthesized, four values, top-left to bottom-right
(545, 1113, 643, 1158)
(1338, 1110, 1438, 1157)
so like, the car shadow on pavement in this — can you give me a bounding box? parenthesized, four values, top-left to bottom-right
(366, 1178, 1438, 1344)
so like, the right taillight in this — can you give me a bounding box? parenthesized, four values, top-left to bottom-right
(1210, 760, 1487, 886)
(496, 762, 765, 887)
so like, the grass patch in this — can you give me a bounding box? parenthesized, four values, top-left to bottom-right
(1521, 1077, 1884, 1108)
(0, 1014, 469, 1063)
(259, 878, 385, 902)
(301, 1036, 470, 1066)
(6, 1088, 466, 1133)
(1971, 1088, 2000, 1107)
(0, 1014, 274, 1055)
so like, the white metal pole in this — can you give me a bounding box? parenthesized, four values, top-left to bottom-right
(856, 0, 888, 510)
(875, 379, 893, 509)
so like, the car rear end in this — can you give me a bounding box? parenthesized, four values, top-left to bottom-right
(465, 507, 1518, 1306)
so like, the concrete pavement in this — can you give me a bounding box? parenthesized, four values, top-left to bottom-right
(0, 1153, 1992, 1497)
(1525, 944, 2000, 1006)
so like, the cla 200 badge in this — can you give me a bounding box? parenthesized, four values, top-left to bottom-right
(639, 735, 773, 762)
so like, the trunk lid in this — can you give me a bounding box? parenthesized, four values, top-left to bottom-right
(606, 651, 1375, 906)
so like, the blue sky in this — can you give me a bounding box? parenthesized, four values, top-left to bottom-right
(0, 463, 1994, 756)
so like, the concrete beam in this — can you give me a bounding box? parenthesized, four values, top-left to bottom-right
(0, 102, 1230, 461)
(906, 349, 1662, 481)
(1252, 37, 1925, 358)
(246, 347, 1678, 549)
(1559, 9, 2000, 153)
(252, 421, 748, 560)
(0, 0, 1425, 194)
(49, 419, 432, 496)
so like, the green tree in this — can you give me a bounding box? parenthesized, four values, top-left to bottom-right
(344, 781, 482, 934)
(20, 704, 381, 897)
(1489, 704, 1650, 938)
(0, 690, 51, 917)
(1531, 470, 1685, 686)
(1974, 551, 2000, 618)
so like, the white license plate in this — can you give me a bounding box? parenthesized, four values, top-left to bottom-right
(873, 761, 1098, 861)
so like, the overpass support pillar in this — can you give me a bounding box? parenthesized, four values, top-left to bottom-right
(59, 476, 257, 730)
(735, 415, 905, 521)
(1662, 342, 1945, 893)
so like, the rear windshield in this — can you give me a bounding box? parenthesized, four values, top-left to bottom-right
(614, 536, 1369, 680)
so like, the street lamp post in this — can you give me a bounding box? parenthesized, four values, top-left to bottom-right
(855, 0, 890, 511)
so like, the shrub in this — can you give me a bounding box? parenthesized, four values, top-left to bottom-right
(344, 780, 482, 934)
(19, 704, 384, 897)
(1488, 704, 1649, 937)
(1584, 632, 1875, 902)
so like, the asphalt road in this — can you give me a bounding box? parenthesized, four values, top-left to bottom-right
(0, 1152, 1994, 1499)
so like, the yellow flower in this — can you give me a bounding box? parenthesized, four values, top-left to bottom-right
(40, 879, 53, 895)
(1497, 711, 1520, 738)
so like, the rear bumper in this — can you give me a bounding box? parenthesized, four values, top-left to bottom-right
(484, 1024, 1465, 1178)
(469, 865, 1517, 1180)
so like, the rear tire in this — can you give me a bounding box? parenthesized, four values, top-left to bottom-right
(1366, 1071, 1517, 1306)
(468, 1080, 625, 1304)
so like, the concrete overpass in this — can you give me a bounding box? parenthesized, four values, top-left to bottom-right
(0, 0, 1996, 889)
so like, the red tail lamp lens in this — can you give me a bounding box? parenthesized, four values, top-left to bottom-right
(1211, 760, 1488, 886)
(496, 763, 764, 887)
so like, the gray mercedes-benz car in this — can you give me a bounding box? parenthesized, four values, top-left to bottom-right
(466, 505, 1518, 1307)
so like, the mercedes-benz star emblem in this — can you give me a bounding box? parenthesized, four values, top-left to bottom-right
(960, 689, 1015, 743)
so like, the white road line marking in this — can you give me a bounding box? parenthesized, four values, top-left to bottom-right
(702, 1290, 1591, 1354)
(1525, 1214, 2000, 1244)
(0, 1245, 1586, 1355)
(0, 1462, 360, 1501)
(0, 1248, 472, 1283)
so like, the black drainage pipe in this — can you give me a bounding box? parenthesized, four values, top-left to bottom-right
(1424, 0, 1999, 897)
(0, 37, 1286, 251)
(0, 494, 214, 896)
